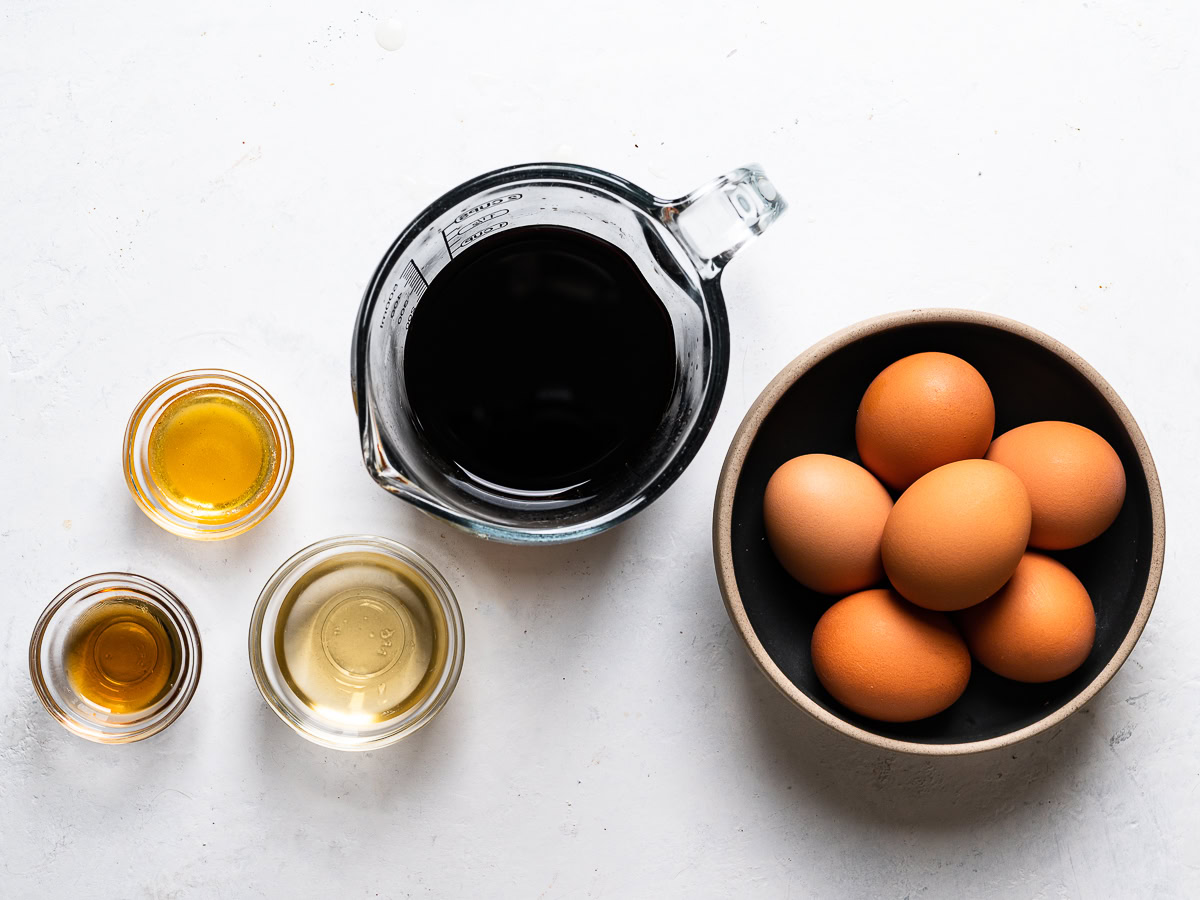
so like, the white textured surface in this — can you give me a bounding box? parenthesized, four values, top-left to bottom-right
(2, 1, 1197, 897)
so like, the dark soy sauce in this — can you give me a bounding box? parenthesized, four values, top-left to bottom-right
(404, 225, 677, 493)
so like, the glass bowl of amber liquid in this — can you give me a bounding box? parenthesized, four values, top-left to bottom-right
(249, 535, 465, 750)
(29, 573, 203, 743)
(124, 369, 293, 540)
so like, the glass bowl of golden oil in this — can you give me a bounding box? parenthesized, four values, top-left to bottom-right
(249, 535, 464, 750)
(123, 369, 294, 540)
(29, 573, 202, 743)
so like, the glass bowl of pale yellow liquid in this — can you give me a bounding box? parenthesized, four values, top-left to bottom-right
(123, 369, 293, 540)
(29, 573, 203, 743)
(249, 535, 465, 750)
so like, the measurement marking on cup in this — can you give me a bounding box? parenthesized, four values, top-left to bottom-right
(445, 219, 510, 255)
(379, 260, 428, 328)
(455, 220, 508, 253)
(452, 194, 521, 224)
(444, 209, 509, 241)
(443, 194, 521, 257)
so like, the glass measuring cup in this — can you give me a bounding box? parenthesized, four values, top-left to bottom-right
(352, 162, 786, 543)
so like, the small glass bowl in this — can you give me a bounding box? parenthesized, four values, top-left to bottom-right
(29, 573, 203, 744)
(249, 535, 465, 751)
(123, 369, 294, 540)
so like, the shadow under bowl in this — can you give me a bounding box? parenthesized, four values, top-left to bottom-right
(713, 309, 1165, 755)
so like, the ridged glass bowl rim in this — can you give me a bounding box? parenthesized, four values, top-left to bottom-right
(123, 368, 294, 541)
(28, 572, 203, 744)
(248, 534, 466, 751)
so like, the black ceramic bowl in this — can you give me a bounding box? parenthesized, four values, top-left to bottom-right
(713, 309, 1165, 755)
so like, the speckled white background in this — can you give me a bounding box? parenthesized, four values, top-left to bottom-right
(2, 2, 1197, 897)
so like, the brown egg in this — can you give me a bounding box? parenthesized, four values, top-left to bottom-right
(763, 454, 893, 595)
(882, 459, 1031, 611)
(812, 588, 971, 722)
(986, 421, 1126, 550)
(957, 553, 1095, 682)
(856, 352, 995, 490)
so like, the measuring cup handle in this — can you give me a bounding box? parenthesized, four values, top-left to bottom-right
(659, 164, 787, 280)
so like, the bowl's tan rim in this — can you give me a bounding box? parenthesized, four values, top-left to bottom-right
(713, 308, 1166, 757)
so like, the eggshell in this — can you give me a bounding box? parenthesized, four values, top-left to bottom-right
(856, 352, 995, 490)
(812, 588, 971, 722)
(763, 454, 893, 595)
(882, 459, 1031, 611)
(956, 552, 1095, 683)
(986, 421, 1126, 550)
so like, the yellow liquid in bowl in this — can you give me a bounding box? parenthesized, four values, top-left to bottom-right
(64, 599, 179, 714)
(148, 389, 278, 520)
(273, 552, 450, 726)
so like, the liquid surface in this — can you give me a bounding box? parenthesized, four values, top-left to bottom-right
(148, 388, 278, 517)
(404, 225, 677, 493)
(65, 599, 178, 713)
(274, 552, 448, 726)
